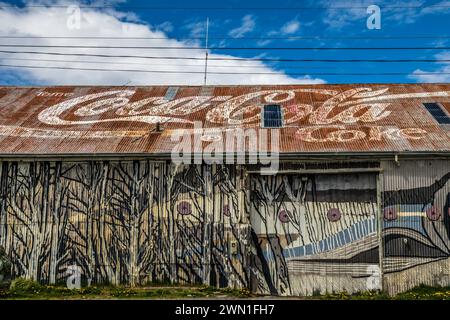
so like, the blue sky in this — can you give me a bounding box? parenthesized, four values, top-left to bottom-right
(0, 0, 449, 85)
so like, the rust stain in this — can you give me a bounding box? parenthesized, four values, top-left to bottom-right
(0, 84, 449, 155)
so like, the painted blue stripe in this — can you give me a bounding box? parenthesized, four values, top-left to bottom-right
(262, 218, 377, 260)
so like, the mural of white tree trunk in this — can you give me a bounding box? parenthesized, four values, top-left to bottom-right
(0, 160, 250, 288)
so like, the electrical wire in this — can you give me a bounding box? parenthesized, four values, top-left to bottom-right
(0, 35, 449, 40)
(0, 4, 450, 10)
(0, 44, 449, 50)
(1, 50, 449, 63)
(0, 63, 447, 76)
(0, 57, 336, 69)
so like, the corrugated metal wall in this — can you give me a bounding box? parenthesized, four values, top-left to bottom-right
(0, 161, 249, 288)
(0, 158, 450, 296)
(381, 159, 450, 295)
(248, 170, 380, 296)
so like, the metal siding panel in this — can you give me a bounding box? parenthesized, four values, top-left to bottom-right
(0, 160, 249, 287)
(249, 170, 380, 295)
(381, 159, 450, 295)
(0, 84, 449, 155)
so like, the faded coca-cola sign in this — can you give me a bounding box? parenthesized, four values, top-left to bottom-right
(2, 87, 448, 142)
(38, 88, 395, 127)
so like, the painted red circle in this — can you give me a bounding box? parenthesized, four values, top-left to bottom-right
(278, 210, 290, 223)
(177, 201, 192, 215)
(384, 207, 397, 221)
(327, 208, 341, 222)
(426, 206, 441, 221)
(223, 204, 231, 217)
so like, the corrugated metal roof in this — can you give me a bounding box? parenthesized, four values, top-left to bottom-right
(0, 84, 449, 156)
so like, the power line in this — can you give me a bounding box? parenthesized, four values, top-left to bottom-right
(0, 57, 335, 69)
(204, 17, 209, 86)
(0, 44, 449, 50)
(1, 50, 449, 63)
(0, 63, 447, 76)
(0, 35, 449, 40)
(0, 50, 223, 60)
(0, 4, 449, 10)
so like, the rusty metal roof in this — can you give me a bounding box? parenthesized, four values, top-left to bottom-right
(0, 84, 449, 156)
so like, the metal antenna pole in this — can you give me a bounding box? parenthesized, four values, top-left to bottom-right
(203, 17, 209, 86)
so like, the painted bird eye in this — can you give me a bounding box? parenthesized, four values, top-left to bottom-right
(327, 208, 341, 222)
(223, 204, 231, 217)
(278, 210, 290, 223)
(426, 206, 441, 221)
(177, 201, 192, 216)
(383, 207, 397, 221)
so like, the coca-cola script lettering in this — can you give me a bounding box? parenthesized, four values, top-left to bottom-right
(0, 87, 448, 142)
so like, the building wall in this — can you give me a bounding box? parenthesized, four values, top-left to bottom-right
(0, 161, 249, 287)
(248, 171, 380, 296)
(381, 159, 450, 295)
(0, 159, 449, 296)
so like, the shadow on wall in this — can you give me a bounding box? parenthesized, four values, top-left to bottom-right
(0, 245, 11, 285)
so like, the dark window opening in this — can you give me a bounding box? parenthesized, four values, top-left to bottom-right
(262, 104, 283, 128)
(423, 103, 450, 124)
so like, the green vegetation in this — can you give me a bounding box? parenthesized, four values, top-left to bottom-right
(1, 278, 252, 299)
(0, 246, 11, 295)
(0, 246, 11, 281)
(320, 285, 450, 300)
(1, 279, 450, 300)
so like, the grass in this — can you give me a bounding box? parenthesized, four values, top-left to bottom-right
(318, 284, 450, 300)
(0, 278, 252, 300)
(2, 279, 450, 300)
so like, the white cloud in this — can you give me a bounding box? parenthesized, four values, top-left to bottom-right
(320, 0, 370, 30)
(256, 39, 272, 47)
(435, 51, 450, 61)
(258, 18, 303, 46)
(155, 21, 174, 33)
(409, 51, 450, 83)
(420, 0, 450, 14)
(386, 0, 450, 24)
(0, 2, 325, 85)
(280, 19, 300, 35)
(228, 15, 256, 38)
(321, 0, 449, 29)
(409, 67, 450, 82)
(183, 20, 205, 38)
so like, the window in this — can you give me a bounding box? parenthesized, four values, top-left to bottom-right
(164, 87, 178, 101)
(423, 103, 450, 124)
(262, 104, 283, 128)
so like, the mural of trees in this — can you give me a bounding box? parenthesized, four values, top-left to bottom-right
(1, 159, 449, 296)
(0, 161, 249, 288)
(3, 162, 71, 282)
